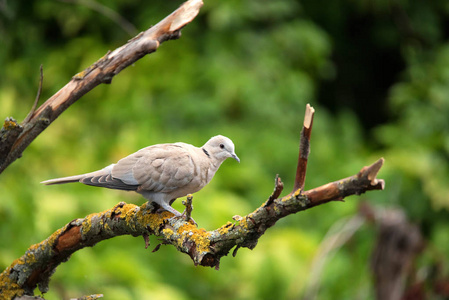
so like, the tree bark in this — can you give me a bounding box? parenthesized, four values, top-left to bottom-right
(0, 1, 386, 298)
(0, 0, 203, 174)
(0, 102, 385, 297)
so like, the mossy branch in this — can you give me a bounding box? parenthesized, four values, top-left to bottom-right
(0, 160, 384, 297)
(0, 104, 385, 298)
(0, 0, 203, 175)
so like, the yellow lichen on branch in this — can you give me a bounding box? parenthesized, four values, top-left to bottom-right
(0, 153, 385, 297)
(0, 275, 24, 300)
(0, 226, 64, 299)
(3, 119, 19, 131)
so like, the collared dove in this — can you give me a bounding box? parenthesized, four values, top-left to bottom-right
(41, 135, 240, 217)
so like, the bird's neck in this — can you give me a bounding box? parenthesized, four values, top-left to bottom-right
(202, 147, 210, 158)
(206, 159, 222, 183)
(201, 146, 225, 175)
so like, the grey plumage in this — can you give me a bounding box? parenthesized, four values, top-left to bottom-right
(41, 135, 240, 216)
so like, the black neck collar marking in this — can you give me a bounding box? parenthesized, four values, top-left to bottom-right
(202, 148, 210, 158)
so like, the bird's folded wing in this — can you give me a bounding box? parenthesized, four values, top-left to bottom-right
(112, 144, 196, 193)
(80, 171, 139, 190)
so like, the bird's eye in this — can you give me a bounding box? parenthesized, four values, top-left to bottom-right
(219, 143, 225, 149)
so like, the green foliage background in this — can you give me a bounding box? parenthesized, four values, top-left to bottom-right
(1, 0, 449, 299)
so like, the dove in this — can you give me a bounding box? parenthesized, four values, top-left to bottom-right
(41, 135, 240, 217)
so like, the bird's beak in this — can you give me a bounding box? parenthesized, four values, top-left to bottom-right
(232, 153, 240, 163)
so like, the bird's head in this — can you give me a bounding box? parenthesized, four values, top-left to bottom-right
(203, 135, 240, 164)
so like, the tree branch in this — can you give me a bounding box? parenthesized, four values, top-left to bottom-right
(23, 65, 44, 125)
(59, 0, 138, 36)
(292, 103, 315, 194)
(304, 157, 385, 207)
(0, 0, 203, 175)
(0, 1, 387, 297)
(0, 105, 385, 297)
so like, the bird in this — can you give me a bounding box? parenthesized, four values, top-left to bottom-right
(41, 135, 240, 217)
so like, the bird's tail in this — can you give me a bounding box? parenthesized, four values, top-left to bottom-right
(41, 165, 114, 185)
(41, 174, 85, 185)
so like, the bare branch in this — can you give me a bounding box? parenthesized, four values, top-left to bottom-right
(303, 158, 385, 207)
(292, 103, 315, 194)
(59, 0, 138, 36)
(304, 214, 365, 300)
(23, 65, 44, 124)
(264, 175, 284, 208)
(0, 0, 203, 175)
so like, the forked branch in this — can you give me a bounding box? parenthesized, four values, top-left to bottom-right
(0, 0, 203, 174)
(0, 1, 386, 298)
(0, 105, 385, 298)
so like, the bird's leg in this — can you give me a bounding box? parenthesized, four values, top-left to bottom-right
(164, 201, 197, 225)
(140, 193, 182, 217)
(158, 201, 182, 217)
(141, 194, 196, 224)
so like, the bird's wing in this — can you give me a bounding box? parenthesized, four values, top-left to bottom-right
(111, 144, 197, 193)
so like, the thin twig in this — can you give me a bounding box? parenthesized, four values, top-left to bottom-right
(0, 0, 203, 175)
(182, 194, 194, 223)
(23, 65, 44, 124)
(303, 215, 366, 300)
(292, 103, 315, 194)
(264, 175, 284, 207)
(59, 0, 138, 36)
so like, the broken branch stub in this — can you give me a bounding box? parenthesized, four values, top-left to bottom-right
(292, 103, 315, 194)
(0, 123, 385, 297)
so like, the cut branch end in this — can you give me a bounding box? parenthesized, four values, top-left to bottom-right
(292, 103, 315, 194)
(304, 103, 315, 129)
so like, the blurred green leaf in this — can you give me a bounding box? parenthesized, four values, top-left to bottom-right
(2, 0, 449, 298)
